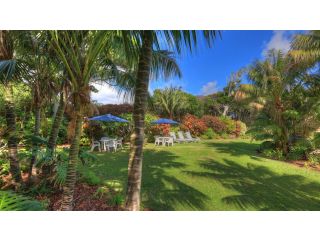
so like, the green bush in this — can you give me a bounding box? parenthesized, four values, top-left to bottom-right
(258, 141, 275, 153)
(262, 149, 285, 161)
(203, 128, 216, 139)
(287, 146, 306, 161)
(80, 171, 102, 185)
(219, 116, 236, 134)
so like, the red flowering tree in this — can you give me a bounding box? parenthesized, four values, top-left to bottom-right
(181, 114, 207, 136)
(201, 115, 226, 134)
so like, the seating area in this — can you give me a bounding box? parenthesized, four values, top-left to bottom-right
(155, 131, 200, 146)
(90, 137, 123, 152)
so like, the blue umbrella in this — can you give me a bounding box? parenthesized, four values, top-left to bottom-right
(151, 118, 179, 125)
(88, 114, 129, 123)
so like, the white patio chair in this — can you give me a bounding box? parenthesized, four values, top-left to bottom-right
(116, 138, 123, 149)
(185, 131, 200, 142)
(154, 136, 163, 146)
(177, 131, 191, 143)
(90, 141, 101, 152)
(170, 132, 183, 143)
(164, 137, 174, 146)
(105, 139, 117, 152)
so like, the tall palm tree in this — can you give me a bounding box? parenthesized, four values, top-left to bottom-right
(125, 30, 219, 210)
(49, 30, 120, 210)
(248, 49, 308, 155)
(0, 30, 23, 184)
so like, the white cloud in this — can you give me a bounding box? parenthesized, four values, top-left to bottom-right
(263, 31, 291, 56)
(201, 81, 218, 95)
(91, 83, 126, 104)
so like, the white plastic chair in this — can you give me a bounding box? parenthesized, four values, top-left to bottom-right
(117, 138, 123, 149)
(105, 139, 117, 152)
(90, 141, 101, 152)
(169, 132, 181, 143)
(185, 131, 200, 142)
(154, 136, 163, 146)
(177, 131, 191, 143)
(164, 137, 174, 146)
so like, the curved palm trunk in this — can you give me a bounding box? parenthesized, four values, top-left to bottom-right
(48, 92, 65, 152)
(42, 92, 65, 175)
(4, 84, 22, 183)
(125, 31, 152, 211)
(60, 103, 82, 211)
(28, 106, 41, 179)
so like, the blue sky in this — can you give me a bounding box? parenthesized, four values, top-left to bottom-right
(92, 30, 296, 103)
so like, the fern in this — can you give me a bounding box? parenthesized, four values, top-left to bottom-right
(0, 191, 44, 211)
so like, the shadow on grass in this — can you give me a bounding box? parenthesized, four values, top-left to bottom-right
(184, 158, 320, 210)
(84, 148, 208, 210)
(205, 140, 262, 161)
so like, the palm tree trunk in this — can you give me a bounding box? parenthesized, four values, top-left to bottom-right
(42, 92, 65, 175)
(4, 84, 22, 183)
(28, 106, 41, 179)
(48, 92, 65, 152)
(125, 31, 153, 211)
(60, 102, 82, 211)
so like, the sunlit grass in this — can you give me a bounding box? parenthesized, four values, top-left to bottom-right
(78, 139, 320, 210)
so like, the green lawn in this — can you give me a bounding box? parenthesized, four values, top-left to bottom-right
(79, 139, 320, 210)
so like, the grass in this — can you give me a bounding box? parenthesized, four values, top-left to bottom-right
(78, 139, 320, 210)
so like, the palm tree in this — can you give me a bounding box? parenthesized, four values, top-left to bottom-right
(248, 49, 309, 156)
(0, 30, 23, 184)
(291, 30, 320, 64)
(49, 30, 121, 210)
(152, 86, 188, 119)
(125, 30, 219, 210)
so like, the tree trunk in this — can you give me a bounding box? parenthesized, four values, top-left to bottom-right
(125, 31, 153, 211)
(4, 84, 22, 183)
(28, 106, 41, 179)
(42, 92, 65, 175)
(222, 105, 229, 116)
(60, 102, 82, 211)
(48, 92, 65, 152)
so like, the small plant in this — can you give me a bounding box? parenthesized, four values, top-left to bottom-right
(110, 194, 124, 208)
(307, 150, 320, 166)
(94, 186, 110, 199)
(262, 149, 284, 161)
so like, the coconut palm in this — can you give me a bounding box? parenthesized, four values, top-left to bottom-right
(248, 49, 319, 156)
(125, 30, 219, 210)
(49, 30, 128, 210)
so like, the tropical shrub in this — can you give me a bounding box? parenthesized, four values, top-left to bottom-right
(0, 190, 44, 211)
(219, 116, 236, 134)
(150, 124, 171, 137)
(181, 114, 207, 136)
(202, 128, 216, 139)
(201, 115, 226, 134)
